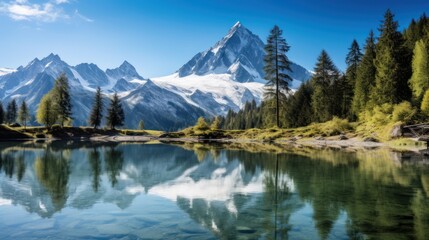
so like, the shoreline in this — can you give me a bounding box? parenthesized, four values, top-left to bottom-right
(1, 125, 427, 153)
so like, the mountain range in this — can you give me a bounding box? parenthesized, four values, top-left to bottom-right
(0, 22, 312, 130)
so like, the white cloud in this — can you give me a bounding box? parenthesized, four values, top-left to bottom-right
(0, 0, 87, 23)
(55, 0, 69, 4)
(74, 9, 93, 23)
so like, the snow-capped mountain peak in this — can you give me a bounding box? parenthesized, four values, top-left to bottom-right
(106, 60, 144, 82)
(41, 53, 62, 64)
(177, 22, 265, 83)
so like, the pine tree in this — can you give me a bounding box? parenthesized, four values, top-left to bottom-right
(371, 9, 411, 105)
(311, 50, 340, 122)
(89, 87, 104, 129)
(18, 100, 29, 129)
(346, 40, 363, 88)
(285, 81, 313, 127)
(37, 95, 57, 128)
(409, 39, 429, 102)
(263, 25, 292, 128)
(404, 14, 429, 51)
(352, 31, 377, 114)
(0, 102, 4, 125)
(106, 93, 125, 130)
(6, 99, 17, 124)
(52, 73, 72, 127)
(210, 116, 221, 130)
(332, 75, 351, 119)
(344, 40, 363, 119)
(138, 120, 144, 130)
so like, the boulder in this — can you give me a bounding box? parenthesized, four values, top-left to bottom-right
(390, 125, 402, 138)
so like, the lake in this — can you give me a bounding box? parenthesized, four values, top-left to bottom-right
(0, 141, 428, 239)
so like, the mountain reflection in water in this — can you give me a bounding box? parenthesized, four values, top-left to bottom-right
(0, 141, 428, 239)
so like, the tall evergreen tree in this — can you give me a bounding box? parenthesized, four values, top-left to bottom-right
(263, 25, 292, 128)
(285, 82, 313, 128)
(352, 31, 377, 114)
(52, 73, 72, 127)
(409, 39, 429, 102)
(332, 75, 351, 119)
(343, 40, 363, 119)
(311, 50, 340, 122)
(6, 99, 17, 124)
(18, 100, 29, 129)
(404, 14, 429, 51)
(106, 93, 125, 130)
(0, 102, 4, 125)
(89, 87, 104, 129)
(346, 40, 363, 88)
(371, 9, 411, 105)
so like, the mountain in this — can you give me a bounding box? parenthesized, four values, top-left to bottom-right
(0, 54, 202, 129)
(176, 21, 312, 85)
(106, 61, 144, 82)
(152, 22, 311, 115)
(0, 22, 312, 130)
(122, 80, 206, 130)
(0, 68, 16, 76)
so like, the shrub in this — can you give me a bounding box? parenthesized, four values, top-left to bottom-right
(320, 117, 352, 136)
(392, 101, 416, 123)
(194, 117, 209, 131)
(421, 89, 429, 116)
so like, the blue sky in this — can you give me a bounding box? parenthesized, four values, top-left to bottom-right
(0, 0, 428, 78)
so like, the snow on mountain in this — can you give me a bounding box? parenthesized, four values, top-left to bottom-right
(178, 21, 265, 83)
(0, 68, 15, 76)
(177, 21, 312, 85)
(121, 80, 206, 130)
(75, 63, 110, 88)
(106, 61, 144, 82)
(153, 22, 312, 116)
(153, 73, 263, 115)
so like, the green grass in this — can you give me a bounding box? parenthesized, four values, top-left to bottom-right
(0, 124, 164, 140)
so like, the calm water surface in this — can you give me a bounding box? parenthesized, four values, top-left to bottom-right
(0, 141, 428, 239)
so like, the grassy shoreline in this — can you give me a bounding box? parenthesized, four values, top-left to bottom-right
(0, 123, 427, 152)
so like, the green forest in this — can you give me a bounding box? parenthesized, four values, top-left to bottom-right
(220, 10, 429, 137)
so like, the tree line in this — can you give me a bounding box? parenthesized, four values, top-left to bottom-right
(0, 73, 126, 130)
(220, 10, 429, 130)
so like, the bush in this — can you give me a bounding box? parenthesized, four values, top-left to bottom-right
(357, 102, 416, 141)
(392, 101, 416, 123)
(194, 117, 209, 131)
(320, 117, 352, 136)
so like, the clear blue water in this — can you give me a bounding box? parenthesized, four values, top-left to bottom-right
(0, 141, 428, 239)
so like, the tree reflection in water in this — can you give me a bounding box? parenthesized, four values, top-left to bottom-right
(0, 142, 428, 239)
(104, 146, 124, 187)
(88, 148, 102, 192)
(34, 147, 70, 211)
(0, 149, 26, 181)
